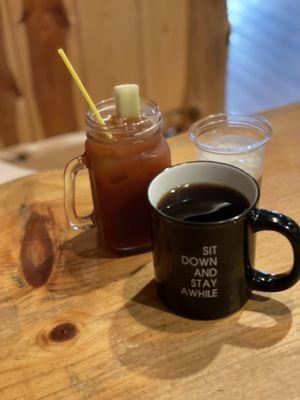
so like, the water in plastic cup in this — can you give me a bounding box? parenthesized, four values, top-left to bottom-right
(189, 114, 272, 184)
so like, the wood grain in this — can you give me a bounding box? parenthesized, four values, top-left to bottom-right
(185, 0, 229, 119)
(0, 5, 19, 147)
(0, 0, 43, 146)
(62, 0, 87, 131)
(1, 0, 47, 143)
(137, 0, 188, 112)
(22, 0, 78, 137)
(1, 105, 299, 399)
(74, 0, 142, 102)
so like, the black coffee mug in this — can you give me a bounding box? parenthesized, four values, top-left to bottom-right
(148, 161, 300, 319)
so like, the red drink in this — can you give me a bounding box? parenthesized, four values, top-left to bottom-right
(85, 105, 170, 251)
(64, 98, 171, 253)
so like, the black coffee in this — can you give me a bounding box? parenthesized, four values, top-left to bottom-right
(157, 183, 250, 223)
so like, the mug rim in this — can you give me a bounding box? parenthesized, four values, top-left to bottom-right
(148, 161, 260, 226)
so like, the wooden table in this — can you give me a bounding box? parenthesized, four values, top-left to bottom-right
(0, 104, 300, 400)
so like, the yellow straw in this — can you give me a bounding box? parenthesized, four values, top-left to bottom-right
(57, 48, 112, 139)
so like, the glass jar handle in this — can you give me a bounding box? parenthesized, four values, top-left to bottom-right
(64, 156, 94, 230)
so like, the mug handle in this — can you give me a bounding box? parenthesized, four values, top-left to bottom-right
(64, 156, 95, 230)
(248, 208, 300, 291)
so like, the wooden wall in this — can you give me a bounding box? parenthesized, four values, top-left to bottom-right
(0, 0, 228, 148)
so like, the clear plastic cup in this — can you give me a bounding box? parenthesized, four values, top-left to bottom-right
(189, 113, 272, 184)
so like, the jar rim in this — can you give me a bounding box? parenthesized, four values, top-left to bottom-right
(189, 113, 272, 154)
(86, 98, 161, 143)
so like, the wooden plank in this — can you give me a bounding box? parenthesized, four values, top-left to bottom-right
(62, 0, 87, 131)
(74, 0, 188, 113)
(21, 0, 78, 137)
(0, 0, 42, 146)
(2, 0, 44, 143)
(0, 4, 19, 147)
(0, 103, 299, 399)
(137, 0, 188, 112)
(186, 0, 229, 118)
(74, 0, 142, 102)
